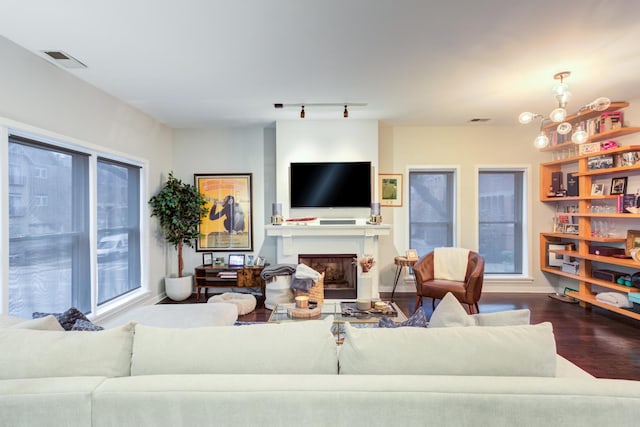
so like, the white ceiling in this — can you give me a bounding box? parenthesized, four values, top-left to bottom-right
(2, 0, 640, 129)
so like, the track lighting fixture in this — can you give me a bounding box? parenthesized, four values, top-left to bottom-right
(519, 71, 611, 147)
(274, 102, 367, 118)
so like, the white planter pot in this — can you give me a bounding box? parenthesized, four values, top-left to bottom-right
(165, 275, 193, 301)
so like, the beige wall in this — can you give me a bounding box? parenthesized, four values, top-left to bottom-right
(0, 36, 173, 314)
(378, 124, 554, 293)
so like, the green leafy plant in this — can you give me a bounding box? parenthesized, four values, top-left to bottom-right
(149, 172, 208, 277)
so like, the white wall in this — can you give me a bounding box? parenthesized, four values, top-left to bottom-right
(0, 36, 173, 312)
(275, 119, 379, 219)
(171, 127, 274, 274)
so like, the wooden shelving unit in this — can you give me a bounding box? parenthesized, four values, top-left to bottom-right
(539, 102, 640, 320)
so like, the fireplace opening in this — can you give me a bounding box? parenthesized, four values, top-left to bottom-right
(298, 253, 357, 299)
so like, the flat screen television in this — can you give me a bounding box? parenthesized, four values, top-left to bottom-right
(290, 161, 372, 208)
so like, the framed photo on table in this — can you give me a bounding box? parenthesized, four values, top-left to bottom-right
(202, 252, 213, 265)
(610, 177, 627, 195)
(379, 173, 403, 207)
(195, 173, 253, 251)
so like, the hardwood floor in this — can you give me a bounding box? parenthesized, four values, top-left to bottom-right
(161, 292, 640, 381)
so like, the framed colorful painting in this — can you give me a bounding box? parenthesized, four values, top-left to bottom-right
(379, 173, 403, 207)
(195, 173, 253, 251)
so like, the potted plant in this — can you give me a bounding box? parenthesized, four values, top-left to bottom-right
(149, 171, 208, 300)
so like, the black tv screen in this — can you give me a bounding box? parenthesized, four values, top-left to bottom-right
(290, 162, 372, 208)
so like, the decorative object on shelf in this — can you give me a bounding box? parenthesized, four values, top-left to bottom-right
(519, 71, 611, 147)
(619, 151, 640, 166)
(271, 202, 283, 225)
(579, 142, 601, 155)
(566, 172, 579, 196)
(601, 140, 619, 150)
(610, 177, 628, 195)
(379, 173, 403, 207)
(195, 173, 253, 251)
(368, 202, 382, 224)
(359, 255, 375, 273)
(591, 183, 605, 196)
(587, 154, 614, 170)
(546, 243, 566, 268)
(625, 230, 640, 256)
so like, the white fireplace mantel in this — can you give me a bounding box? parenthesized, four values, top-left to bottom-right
(265, 223, 391, 299)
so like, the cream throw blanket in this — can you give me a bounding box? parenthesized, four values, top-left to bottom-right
(434, 247, 470, 281)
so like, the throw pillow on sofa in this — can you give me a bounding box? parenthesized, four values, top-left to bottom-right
(378, 307, 427, 328)
(428, 292, 530, 327)
(32, 307, 89, 331)
(339, 321, 557, 377)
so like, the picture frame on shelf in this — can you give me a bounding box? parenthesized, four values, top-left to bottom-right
(625, 230, 640, 256)
(610, 177, 627, 195)
(202, 252, 213, 265)
(254, 256, 266, 266)
(546, 243, 566, 268)
(194, 173, 253, 252)
(246, 255, 254, 266)
(379, 173, 403, 207)
(591, 183, 605, 196)
(405, 249, 418, 260)
(562, 223, 579, 235)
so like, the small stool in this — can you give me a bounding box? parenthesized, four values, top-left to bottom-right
(208, 292, 257, 315)
(392, 256, 418, 302)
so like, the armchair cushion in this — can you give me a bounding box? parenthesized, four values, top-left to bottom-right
(434, 247, 470, 281)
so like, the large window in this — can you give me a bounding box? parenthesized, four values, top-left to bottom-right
(409, 170, 455, 256)
(478, 169, 525, 274)
(7, 133, 142, 317)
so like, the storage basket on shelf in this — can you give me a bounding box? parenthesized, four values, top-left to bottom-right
(294, 272, 325, 304)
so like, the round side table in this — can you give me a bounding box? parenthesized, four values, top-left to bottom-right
(392, 256, 417, 302)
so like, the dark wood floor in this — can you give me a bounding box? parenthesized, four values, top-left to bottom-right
(162, 292, 640, 381)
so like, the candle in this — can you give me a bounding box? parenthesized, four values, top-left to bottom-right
(295, 295, 309, 309)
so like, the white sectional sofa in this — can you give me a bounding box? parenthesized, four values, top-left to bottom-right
(1, 305, 640, 427)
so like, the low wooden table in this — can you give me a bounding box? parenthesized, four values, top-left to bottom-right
(392, 256, 418, 302)
(194, 264, 266, 302)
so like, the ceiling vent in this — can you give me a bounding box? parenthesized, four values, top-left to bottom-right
(42, 51, 87, 69)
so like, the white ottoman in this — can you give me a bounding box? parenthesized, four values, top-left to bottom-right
(99, 303, 238, 328)
(208, 292, 257, 315)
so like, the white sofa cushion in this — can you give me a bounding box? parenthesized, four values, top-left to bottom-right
(339, 321, 557, 377)
(0, 314, 25, 328)
(0, 323, 135, 379)
(429, 292, 530, 327)
(99, 303, 238, 329)
(131, 316, 338, 375)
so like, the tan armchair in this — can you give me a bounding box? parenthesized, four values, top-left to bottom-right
(413, 250, 485, 314)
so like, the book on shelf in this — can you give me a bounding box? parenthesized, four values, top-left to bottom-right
(217, 271, 238, 279)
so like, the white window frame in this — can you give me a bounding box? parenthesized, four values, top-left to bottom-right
(407, 165, 461, 254)
(0, 120, 149, 318)
(475, 165, 533, 283)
